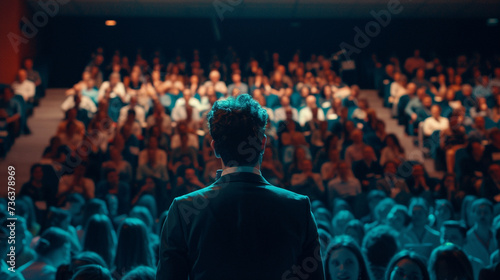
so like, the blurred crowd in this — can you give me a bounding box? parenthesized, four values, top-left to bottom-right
(1, 47, 500, 280)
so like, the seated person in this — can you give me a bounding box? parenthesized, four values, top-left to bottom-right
(56, 108, 85, 137)
(11, 69, 35, 105)
(118, 109, 142, 140)
(97, 72, 127, 103)
(344, 129, 367, 167)
(290, 159, 325, 202)
(169, 133, 199, 173)
(20, 227, 71, 280)
(261, 146, 284, 187)
(146, 101, 172, 136)
(480, 164, 500, 203)
(352, 146, 383, 191)
(422, 104, 449, 137)
(57, 164, 95, 201)
(170, 121, 199, 150)
(376, 161, 410, 201)
(173, 167, 205, 198)
(101, 145, 133, 184)
(274, 96, 299, 123)
(136, 147, 169, 183)
(118, 96, 146, 128)
(61, 85, 97, 115)
(56, 119, 83, 151)
(96, 168, 130, 215)
(227, 72, 249, 96)
(138, 137, 167, 166)
(400, 197, 440, 259)
(405, 163, 436, 198)
(327, 161, 362, 202)
(298, 95, 325, 126)
(440, 221, 485, 280)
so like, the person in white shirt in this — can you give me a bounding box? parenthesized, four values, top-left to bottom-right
(118, 96, 146, 128)
(274, 95, 299, 123)
(171, 89, 201, 130)
(11, 69, 36, 102)
(390, 73, 408, 116)
(173, 88, 202, 112)
(422, 105, 449, 137)
(203, 70, 227, 95)
(298, 95, 325, 126)
(61, 85, 97, 114)
(97, 72, 127, 103)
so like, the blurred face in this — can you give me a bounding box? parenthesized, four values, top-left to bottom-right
(24, 59, 33, 69)
(328, 248, 360, 280)
(446, 89, 455, 101)
(431, 105, 441, 118)
(390, 259, 423, 280)
(301, 160, 313, 172)
(411, 205, 428, 227)
(107, 170, 119, 184)
(388, 209, 406, 231)
(110, 74, 120, 85)
(185, 169, 196, 181)
(416, 69, 425, 79)
(351, 131, 363, 144)
(281, 96, 290, 107)
(441, 227, 465, 247)
(210, 71, 220, 83)
(232, 73, 241, 83)
(475, 204, 493, 227)
(32, 166, 43, 181)
(435, 203, 452, 221)
(407, 83, 417, 95)
(306, 96, 317, 108)
(471, 142, 484, 158)
(423, 97, 433, 108)
(362, 147, 374, 161)
(18, 70, 27, 82)
(338, 163, 349, 177)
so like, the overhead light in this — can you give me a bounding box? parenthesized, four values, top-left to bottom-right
(105, 20, 117, 26)
(487, 18, 498, 26)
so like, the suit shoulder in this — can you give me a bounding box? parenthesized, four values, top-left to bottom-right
(262, 184, 310, 203)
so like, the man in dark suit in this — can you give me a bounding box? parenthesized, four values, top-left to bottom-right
(156, 94, 324, 280)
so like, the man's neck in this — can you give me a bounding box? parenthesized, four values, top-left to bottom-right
(221, 164, 261, 176)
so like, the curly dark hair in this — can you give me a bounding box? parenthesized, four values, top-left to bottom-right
(207, 94, 268, 167)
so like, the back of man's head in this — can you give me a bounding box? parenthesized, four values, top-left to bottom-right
(207, 94, 268, 167)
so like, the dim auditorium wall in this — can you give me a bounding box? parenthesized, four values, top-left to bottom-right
(0, 0, 37, 84)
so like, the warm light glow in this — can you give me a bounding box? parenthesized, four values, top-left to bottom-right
(105, 20, 117, 26)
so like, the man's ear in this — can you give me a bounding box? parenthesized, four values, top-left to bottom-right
(211, 140, 221, 158)
(261, 135, 267, 155)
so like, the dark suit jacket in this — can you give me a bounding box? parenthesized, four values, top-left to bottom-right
(156, 172, 324, 280)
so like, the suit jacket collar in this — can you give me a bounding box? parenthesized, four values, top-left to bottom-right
(213, 172, 271, 186)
